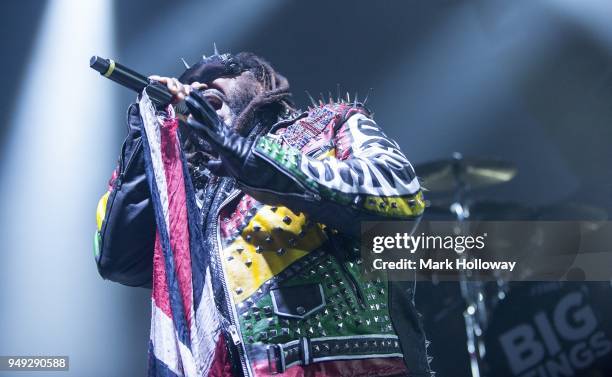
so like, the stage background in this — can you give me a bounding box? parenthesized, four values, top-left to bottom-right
(0, 0, 610, 376)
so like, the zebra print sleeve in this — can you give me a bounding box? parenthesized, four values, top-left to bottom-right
(253, 113, 425, 219)
(307, 113, 420, 196)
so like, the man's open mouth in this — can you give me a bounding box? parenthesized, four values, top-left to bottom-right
(202, 89, 225, 111)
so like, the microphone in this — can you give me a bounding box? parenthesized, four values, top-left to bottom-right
(90, 56, 185, 112)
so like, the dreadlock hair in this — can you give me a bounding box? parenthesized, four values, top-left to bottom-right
(231, 52, 295, 135)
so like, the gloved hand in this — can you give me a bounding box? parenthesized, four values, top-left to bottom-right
(183, 90, 266, 183)
(184, 90, 319, 205)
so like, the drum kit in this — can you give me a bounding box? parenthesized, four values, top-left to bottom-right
(414, 153, 610, 377)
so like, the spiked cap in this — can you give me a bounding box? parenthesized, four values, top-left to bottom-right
(178, 44, 244, 85)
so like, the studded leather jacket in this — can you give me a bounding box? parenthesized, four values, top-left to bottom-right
(95, 101, 429, 376)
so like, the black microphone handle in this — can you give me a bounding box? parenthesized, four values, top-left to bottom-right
(90, 56, 176, 109)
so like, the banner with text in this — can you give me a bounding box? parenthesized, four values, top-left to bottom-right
(360, 221, 612, 281)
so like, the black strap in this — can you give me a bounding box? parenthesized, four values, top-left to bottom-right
(267, 335, 402, 373)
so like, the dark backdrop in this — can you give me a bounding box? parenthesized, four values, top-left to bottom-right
(0, 1, 610, 376)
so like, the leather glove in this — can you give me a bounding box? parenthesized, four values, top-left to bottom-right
(183, 90, 286, 190)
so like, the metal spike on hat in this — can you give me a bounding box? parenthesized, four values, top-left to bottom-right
(213, 42, 219, 55)
(181, 58, 190, 69)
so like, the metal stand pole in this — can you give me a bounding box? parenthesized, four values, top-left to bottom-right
(449, 153, 487, 377)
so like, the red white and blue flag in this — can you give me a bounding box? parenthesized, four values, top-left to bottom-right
(138, 94, 229, 377)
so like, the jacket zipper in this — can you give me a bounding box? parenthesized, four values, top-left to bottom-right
(118, 139, 142, 184)
(326, 230, 367, 310)
(338, 260, 367, 310)
(211, 185, 251, 376)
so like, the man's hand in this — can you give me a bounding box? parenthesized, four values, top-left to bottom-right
(148, 75, 207, 104)
(183, 90, 311, 204)
(183, 90, 253, 177)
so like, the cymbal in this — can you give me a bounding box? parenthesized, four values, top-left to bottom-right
(416, 155, 517, 192)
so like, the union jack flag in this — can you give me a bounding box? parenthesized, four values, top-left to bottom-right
(138, 93, 229, 377)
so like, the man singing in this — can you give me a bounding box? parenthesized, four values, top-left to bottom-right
(94, 50, 429, 376)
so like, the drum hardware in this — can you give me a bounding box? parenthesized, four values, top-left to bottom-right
(416, 153, 518, 377)
(416, 154, 610, 376)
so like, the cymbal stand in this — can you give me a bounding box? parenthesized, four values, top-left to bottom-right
(448, 153, 488, 377)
